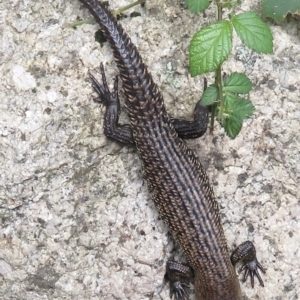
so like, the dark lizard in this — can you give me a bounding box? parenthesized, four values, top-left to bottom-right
(78, 1, 265, 299)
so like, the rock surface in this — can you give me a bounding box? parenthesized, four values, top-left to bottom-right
(0, 1, 299, 299)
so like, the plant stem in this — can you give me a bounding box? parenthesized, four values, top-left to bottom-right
(70, 18, 94, 28)
(70, 0, 146, 27)
(114, 0, 146, 17)
(210, 1, 224, 133)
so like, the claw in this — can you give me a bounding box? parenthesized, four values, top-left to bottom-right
(239, 258, 266, 287)
(231, 241, 265, 288)
(166, 261, 193, 300)
(86, 64, 134, 145)
(171, 281, 190, 300)
(89, 63, 119, 106)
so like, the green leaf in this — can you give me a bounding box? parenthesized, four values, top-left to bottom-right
(232, 12, 273, 54)
(221, 114, 243, 139)
(220, 94, 255, 138)
(224, 93, 255, 121)
(262, 0, 300, 21)
(189, 21, 232, 76)
(201, 84, 218, 106)
(185, 0, 211, 14)
(224, 72, 252, 94)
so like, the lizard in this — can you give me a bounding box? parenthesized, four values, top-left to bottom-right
(78, 1, 265, 299)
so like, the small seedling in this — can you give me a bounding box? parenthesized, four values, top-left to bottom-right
(186, 0, 274, 138)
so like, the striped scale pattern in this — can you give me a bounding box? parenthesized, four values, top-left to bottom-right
(79, 1, 242, 299)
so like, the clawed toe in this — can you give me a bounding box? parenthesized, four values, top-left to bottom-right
(89, 63, 119, 106)
(171, 281, 190, 300)
(239, 259, 266, 287)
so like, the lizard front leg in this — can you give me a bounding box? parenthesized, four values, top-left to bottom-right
(90, 63, 209, 143)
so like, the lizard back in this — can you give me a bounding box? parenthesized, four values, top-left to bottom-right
(79, 1, 242, 299)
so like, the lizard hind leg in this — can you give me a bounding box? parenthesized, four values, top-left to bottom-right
(166, 261, 194, 300)
(231, 241, 266, 288)
(89, 63, 134, 145)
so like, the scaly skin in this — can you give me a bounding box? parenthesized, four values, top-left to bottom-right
(78, 1, 264, 299)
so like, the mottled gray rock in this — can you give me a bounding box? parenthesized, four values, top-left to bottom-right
(0, 0, 299, 299)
